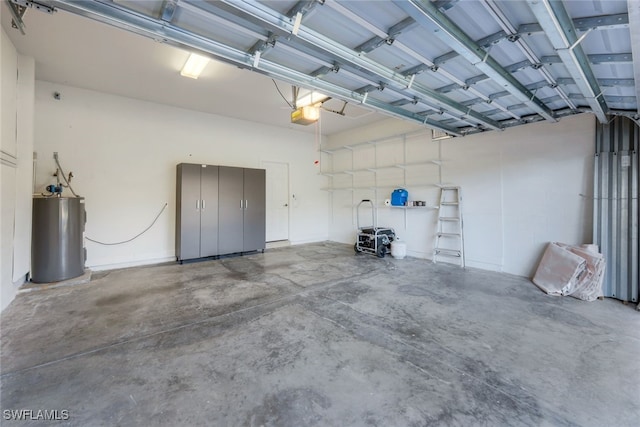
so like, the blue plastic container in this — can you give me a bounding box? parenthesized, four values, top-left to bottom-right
(391, 189, 408, 206)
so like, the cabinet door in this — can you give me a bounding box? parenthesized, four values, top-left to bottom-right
(218, 166, 244, 254)
(176, 163, 201, 260)
(243, 168, 266, 251)
(200, 165, 219, 257)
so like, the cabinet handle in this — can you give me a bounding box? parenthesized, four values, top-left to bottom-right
(202, 199, 206, 210)
(196, 200, 199, 210)
(245, 200, 248, 210)
(240, 199, 243, 209)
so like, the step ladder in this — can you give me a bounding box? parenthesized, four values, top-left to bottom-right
(434, 186, 465, 267)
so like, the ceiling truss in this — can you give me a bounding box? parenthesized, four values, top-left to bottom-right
(14, 0, 639, 136)
(526, 0, 609, 123)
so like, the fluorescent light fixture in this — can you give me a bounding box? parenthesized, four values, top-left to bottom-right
(180, 53, 210, 79)
(296, 91, 329, 108)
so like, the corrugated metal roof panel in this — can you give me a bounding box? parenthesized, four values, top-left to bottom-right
(304, 8, 375, 49)
(441, 0, 505, 40)
(335, 0, 408, 30)
(564, 0, 628, 17)
(35, 0, 639, 136)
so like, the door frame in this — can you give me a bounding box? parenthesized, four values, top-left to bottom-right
(261, 160, 290, 243)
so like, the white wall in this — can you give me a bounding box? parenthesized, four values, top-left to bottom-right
(14, 56, 35, 279)
(1, 28, 35, 311)
(34, 81, 328, 270)
(325, 114, 595, 277)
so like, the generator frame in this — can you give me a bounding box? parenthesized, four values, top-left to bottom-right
(354, 199, 395, 258)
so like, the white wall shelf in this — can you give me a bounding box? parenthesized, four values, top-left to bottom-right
(320, 159, 441, 176)
(321, 186, 381, 192)
(320, 129, 431, 154)
(320, 131, 445, 233)
(320, 132, 444, 201)
(395, 160, 441, 168)
(387, 205, 438, 210)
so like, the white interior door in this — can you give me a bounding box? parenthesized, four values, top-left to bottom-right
(263, 161, 289, 242)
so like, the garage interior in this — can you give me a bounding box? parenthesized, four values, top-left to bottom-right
(1, 0, 639, 425)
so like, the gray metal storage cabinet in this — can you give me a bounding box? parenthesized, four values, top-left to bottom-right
(176, 164, 265, 262)
(176, 164, 219, 261)
(241, 168, 266, 252)
(218, 166, 244, 255)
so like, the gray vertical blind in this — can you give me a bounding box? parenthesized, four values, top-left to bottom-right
(594, 116, 639, 303)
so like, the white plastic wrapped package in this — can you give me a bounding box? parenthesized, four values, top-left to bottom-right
(532, 242, 605, 301)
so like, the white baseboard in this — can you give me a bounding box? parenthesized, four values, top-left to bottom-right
(266, 240, 291, 249)
(406, 250, 431, 260)
(464, 259, 503, 272)
(89, 256, 176, 272)
(289, 237, 328, 245)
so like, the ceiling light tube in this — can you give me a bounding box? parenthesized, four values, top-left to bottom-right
(180, 53, 210, 79)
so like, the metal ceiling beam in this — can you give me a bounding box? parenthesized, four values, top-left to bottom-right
(178, 1, 268, 42)
(183, 1, 369, 85)
(393, 36, 521, 120)
(526, 0, 608, 123)
(494, 108, 587, 132)
(484, 108, 587, 131)
(355, 17, 417, 54)
(324, 0, 490, 125)
(456, 52, 633, 92)
(355, 37, 387, 54)
(443, 75, 635, 113)
(286, 1, 319, 18)
(433, 0, 459, 11)
(327, 1, 519, 123)
(276, 43, 334, 70)
(458, 80, 553, 109)
(218, 0, 502, 130)
(189, 1, 429, 115)
(541, 53, 632, 64)
(388, 17, 419, 38)
(627, 0, 640, 114)
(520, 13, 629, 34)
(8, 0, 57, 34)
(394, 0, 556, 122)
(248, 33, 277, 56)
(434, 30, 507, 66)
(433, 12, 629, 67)
(323, 1, 520, 122)
(8, 1, 27, 35)
(325, 0, 515, 125)
(43, 0, 462, 136)
(193, 0, 465, 122)
(324, 0, 387, 39)
(481, 0, 575, 110)
(10, 0, 55, 14)
(441, 106, 585, 136)
(391, 99, 414, 107)
(557, 77, 635, 88)
(182, 1, 419, 109)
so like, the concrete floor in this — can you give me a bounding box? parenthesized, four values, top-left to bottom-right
(1, 242, 638, 426)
